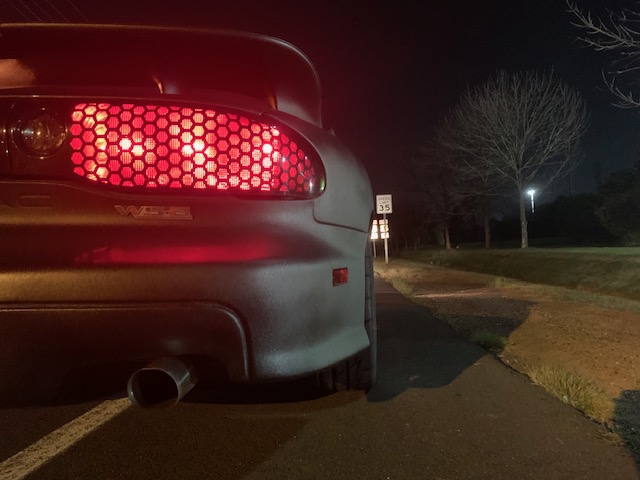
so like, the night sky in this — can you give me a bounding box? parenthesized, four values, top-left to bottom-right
(1, 0, 639, 204)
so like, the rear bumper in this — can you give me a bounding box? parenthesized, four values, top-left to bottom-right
(0, 301, 250, 380)
(0, 240, 369, 383)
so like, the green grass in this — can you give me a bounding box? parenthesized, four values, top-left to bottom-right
(390, 278, 413, 296)
(468, 329, 507, 353)
(492, 276, 512, 288)
(400, 247, 640, 301)
(526, 365, 612, 422)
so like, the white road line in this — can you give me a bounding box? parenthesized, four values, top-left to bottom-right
(0, 398, 130, 480)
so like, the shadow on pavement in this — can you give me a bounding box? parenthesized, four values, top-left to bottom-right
(614, 390, 640, 467)
(367, 276, 533, 402)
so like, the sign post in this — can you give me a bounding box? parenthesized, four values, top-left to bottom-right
(375, 194, 393, 264)
(370, 219, 378, 258)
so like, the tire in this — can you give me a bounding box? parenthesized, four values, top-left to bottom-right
(318, 241, 377, 392)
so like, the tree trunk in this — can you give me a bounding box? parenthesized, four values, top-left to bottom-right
(484, 210, 491, 248)
(519, 193, 529, 249)
(444, 222, 452, 250)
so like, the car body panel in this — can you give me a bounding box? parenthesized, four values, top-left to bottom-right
(0, 24, 374, 387)
(0, 23, 323, 127)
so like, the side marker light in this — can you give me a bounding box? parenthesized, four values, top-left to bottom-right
(332, 268, 349, 286)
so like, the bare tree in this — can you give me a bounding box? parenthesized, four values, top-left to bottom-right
(436, 118, 506, 248)
(441, 71, 588, 248)
(567, 1, 640, 108)
(413, 144, 468, 250)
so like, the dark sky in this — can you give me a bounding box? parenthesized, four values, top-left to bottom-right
(1, 0, 639, 202)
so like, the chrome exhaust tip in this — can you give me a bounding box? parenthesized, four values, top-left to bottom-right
(127, 357, 198, 408)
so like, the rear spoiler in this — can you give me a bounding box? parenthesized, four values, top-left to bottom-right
(0, 23, 323, 127)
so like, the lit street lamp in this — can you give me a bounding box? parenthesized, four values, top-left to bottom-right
(527, 189, 536, 213)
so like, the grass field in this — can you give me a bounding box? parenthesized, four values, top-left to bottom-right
(397, 246, 640, 301)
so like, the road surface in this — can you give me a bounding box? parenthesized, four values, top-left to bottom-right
(0, 277, 638, 479)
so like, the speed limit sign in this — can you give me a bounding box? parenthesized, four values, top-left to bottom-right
(376, 194, 392, 214)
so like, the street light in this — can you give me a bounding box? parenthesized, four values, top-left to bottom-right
(527, 189, 536, 213)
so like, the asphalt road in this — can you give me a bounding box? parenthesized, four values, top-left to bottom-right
(0, 277, 638, 479)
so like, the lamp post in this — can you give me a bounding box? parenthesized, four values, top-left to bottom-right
(527, 189, 536, 213)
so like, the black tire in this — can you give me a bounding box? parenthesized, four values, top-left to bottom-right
(318, 242, 377, 392)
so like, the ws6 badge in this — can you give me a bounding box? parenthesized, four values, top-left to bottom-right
(115, 205, 193, 220)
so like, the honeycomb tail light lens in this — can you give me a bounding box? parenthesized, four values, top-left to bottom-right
(69, 103, 325, 197)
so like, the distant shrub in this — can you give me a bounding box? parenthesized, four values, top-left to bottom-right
(596, 168, 640, 245)
(553, 194, 611, 244)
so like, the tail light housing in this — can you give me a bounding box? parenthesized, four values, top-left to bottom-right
(14, 109, 67, 157)
(68, 103, 325, 197)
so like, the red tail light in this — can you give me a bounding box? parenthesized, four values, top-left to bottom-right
(69, 103, 325, 196)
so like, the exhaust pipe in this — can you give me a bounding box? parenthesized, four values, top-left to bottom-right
(127, 357, 198, 408)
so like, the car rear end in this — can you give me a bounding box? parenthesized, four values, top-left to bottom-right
(0, 24, 374, 400)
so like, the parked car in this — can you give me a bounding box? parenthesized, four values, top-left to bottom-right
(0, 23, 376, 406)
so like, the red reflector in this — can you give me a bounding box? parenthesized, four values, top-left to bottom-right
(332, 268, 349, 286)
(69, 103, 324, 197)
